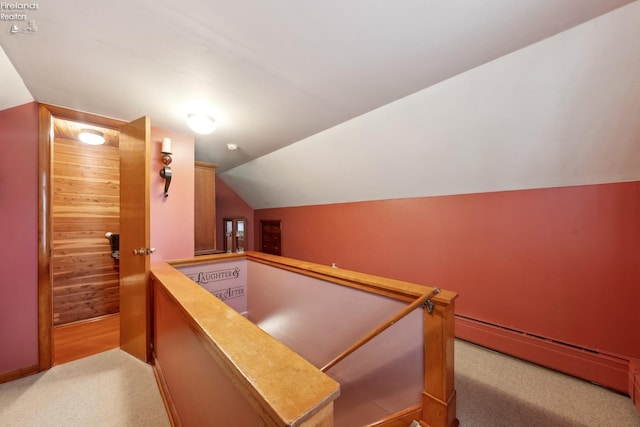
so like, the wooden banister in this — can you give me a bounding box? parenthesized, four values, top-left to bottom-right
(163, 252, 459, 427)
(321, 288, 441, 373)
(151, 261, 339, 426)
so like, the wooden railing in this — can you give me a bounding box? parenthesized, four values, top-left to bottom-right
(152, 251, 458, 427)
(247, 252, 459, 427)
(321, 288, 441, 373)
(151, 258, 339, 427)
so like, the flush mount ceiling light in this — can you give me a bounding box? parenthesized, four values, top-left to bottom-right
(187, 113, 216, 135)
(226, 143, 238, 150)
(78, 129, 105, 145)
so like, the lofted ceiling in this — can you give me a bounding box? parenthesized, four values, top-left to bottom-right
(0, 0, 635, 176)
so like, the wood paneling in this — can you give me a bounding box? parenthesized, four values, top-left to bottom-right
(52, 131, 120, 326)
(53, 314, 120, 365)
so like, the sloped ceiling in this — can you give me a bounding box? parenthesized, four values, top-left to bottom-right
(222, 2, 640, 208)
(0, 1, 637, 208)
(0, 47, 32, 110)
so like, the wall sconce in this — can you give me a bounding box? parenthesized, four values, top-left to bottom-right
(159, 137, 172, 197)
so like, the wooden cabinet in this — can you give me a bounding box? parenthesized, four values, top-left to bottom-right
(260, 220, 281, 256)
(194, 162, 217, 255)
(223, 217, 247, 253)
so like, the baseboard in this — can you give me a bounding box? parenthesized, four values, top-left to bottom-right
(630, 359, 640, 412)
(455, 315, 630, 394)
(0, 363, 39, 385)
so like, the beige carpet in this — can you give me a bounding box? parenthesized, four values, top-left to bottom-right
(0, 349, 170, 427)
(456, 339, 640, 427)
(1, 341, 638, 426)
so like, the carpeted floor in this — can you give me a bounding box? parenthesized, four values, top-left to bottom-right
(1, 341, 638, 426)
(0, 349, 170, 427)
(455, 339, 640, 427)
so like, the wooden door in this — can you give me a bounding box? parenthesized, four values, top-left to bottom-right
(260, 220, 282, 256)
(118, 116, 151, 362)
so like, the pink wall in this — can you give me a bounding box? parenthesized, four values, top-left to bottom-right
(216, 176, 254, 251)
(254, 182, 640, 360)
(150, 127, 195, 262)
(0, 103, 39, 374)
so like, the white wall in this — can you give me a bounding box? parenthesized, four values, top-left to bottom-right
(221, 2, 640, 209)
(0, 47, 32, 111)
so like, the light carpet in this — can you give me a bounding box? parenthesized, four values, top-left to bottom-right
(0, 349, 170, 427)
(456, 339, 640, 427)
(1, 341, 639, 426)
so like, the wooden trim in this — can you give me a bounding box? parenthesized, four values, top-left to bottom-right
(422, 300, 458, 427)
(363, 404, 422, 427)
(246, 251, 457, 304)
(37, 103, 126, 372)
(38, 104, 53, 371)
(321, 289, 439, 372)
(0, 364, 39, 385)
(170, 250, 458, 303)
(53, 313, 120, 329)
(39, 103, 126, 130)
(168, 252, 246, 267)
(194, 161, 218, 170)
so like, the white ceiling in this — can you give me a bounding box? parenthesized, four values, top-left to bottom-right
(223, 2, 640, 208)
(0, 0, 634, 175)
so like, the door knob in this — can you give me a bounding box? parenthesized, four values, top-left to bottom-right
(132, 247, 155, 256)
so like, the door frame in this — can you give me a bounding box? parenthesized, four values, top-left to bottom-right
(37, 104, 126, 370)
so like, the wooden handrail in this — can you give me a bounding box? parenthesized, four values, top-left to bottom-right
(164, 252, 458, 426)
(151, 261, 340, 426)
(321, 287, 441, 372)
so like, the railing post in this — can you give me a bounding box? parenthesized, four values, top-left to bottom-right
(422, 298, 458, 427)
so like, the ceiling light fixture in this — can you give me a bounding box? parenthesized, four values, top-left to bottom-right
(78, 129, 105, 145)
(187, 113, 216, 135)
(226, 143, 238, 150)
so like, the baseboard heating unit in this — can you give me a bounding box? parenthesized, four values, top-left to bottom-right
(455, 314, 631, 395)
